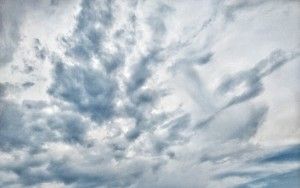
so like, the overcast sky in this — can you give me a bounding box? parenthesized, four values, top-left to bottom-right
(0, 0, 300, 188)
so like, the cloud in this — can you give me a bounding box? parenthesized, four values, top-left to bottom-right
(235, 169, 300, 188)
(64, 0, 114, 64)
(0, 83, 8, 97)
(126, 50, 161, 94)
(48, 60, 117, 123)
(0, 0, 299, 187)
(46, 112, 87, 144)
(33, 38, 47, 60)
(0, 0, 24, 66)
(0, 100, 28, 150)
(257, 145, 300, 163)
(217, 49, 299, 109)
(22, 81, 35, 89)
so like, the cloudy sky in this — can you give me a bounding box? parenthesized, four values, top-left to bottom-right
(0, 0, 300, 187)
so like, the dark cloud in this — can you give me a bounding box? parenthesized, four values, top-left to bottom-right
(0, 149, 150, 187)
(178, 52, 213, 66)
(257, 145, 300, 163)
(23, 64, 34, 73)
(218, 69, 263, 108)
(125, 127, 141, 141)
(123, 16, 170, 141)
(22, 81, 35, 89)
(9, 161, 53, 186)
(0, 97, 88, 153)
(45, 158, 147, 188)
(22, 99, 48, 110)
(50, 0, 59, 6)
(130, 89, 164, 108)
(125, 3, 172, 95)
(64, 0, 114, 64)
(48, 60, 117, 123)
(0, 100, 29, 150)
(33, 38, 47, 60)
(0, 84, 28, 150)
(46, 112, 87, 144)
(46, 0, 125, 123)
(126, 50, 161, 94)
(195, 52, 213, 65)
(102, 52, 125, 73)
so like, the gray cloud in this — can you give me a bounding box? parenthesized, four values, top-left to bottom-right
(126, 50, 161, 94)
(195, 49, 298, 132)
(257, 144, 300, 163)
(218, 49, 299, 109)
(0, 100, 29, 150)
(234, 169, 300, 188)
(0, 0, 299, 188)
(64, 0, 114, 64)
(218, 69, 263, 108)
(46, 113, 87, 144)
(33, 38, 47, 60)
(0, 82, 8, 97)
(22, 81, 35, 89)
(197, 104, 268, 142)
(0, 0, 24, 66)
(48, 59, 117, 123)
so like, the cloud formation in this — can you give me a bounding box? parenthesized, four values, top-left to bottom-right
(0, 0, 299, 187)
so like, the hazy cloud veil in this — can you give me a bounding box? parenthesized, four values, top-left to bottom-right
(0, 0, 299, 187)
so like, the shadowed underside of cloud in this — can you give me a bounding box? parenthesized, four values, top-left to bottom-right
(0, 0, 300, 187)
(48, 60, 117, 123)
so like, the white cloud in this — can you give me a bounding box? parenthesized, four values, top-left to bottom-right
(0, 0, 299, 187)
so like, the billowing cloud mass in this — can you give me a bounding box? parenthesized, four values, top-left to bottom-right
(0, 0, 300, 187)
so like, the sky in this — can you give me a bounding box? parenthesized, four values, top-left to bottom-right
(0, 0, 299, 188)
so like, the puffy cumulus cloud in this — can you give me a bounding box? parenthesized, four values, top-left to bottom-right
(0, 0, 300, 188)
